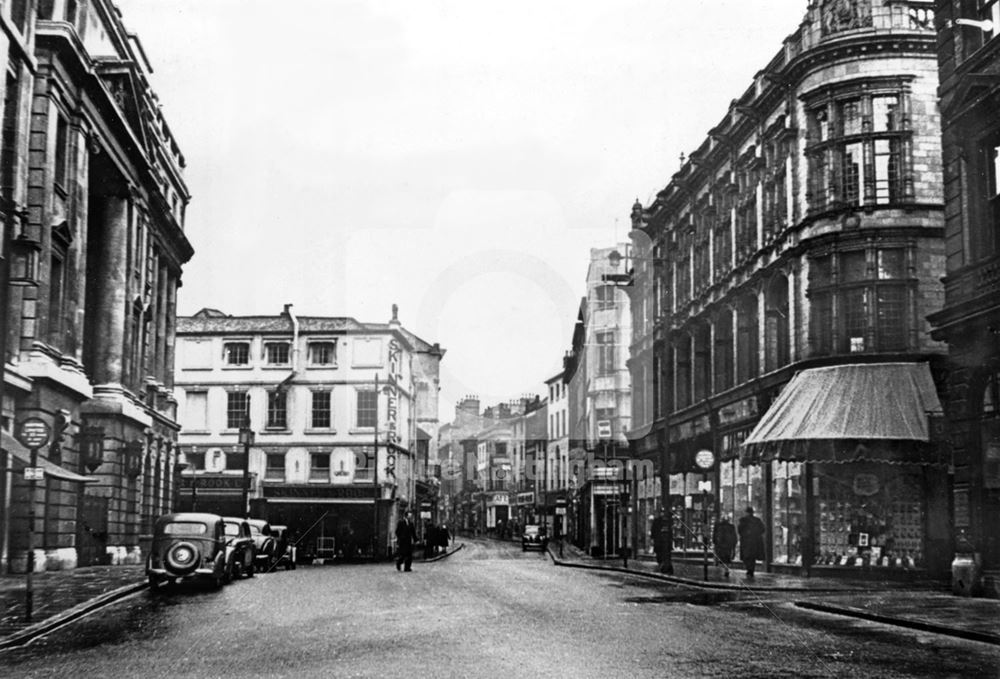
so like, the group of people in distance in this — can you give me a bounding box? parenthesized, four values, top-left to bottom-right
(650, 506, 766, 578)
(393, 511, 451, 572)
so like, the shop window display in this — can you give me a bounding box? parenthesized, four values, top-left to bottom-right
(815, 462, 924, 568)
(718, 459, 764, 527)
(771, 461, 804, 565)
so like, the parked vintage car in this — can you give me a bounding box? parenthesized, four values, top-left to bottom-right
(221, 517, 257, 580)
(147, 513, 229, 589)
(246, 519, 277, 570)
(522, 524, 548, 552)
(269, 524, 296, 570)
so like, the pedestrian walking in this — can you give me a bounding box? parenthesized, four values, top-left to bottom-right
(395, 511, 417, 572)
(438, 524, 450, 552)
(712, 515, 738, 576)
(737, 506, 766, 578)
(651, 510, 674, 575)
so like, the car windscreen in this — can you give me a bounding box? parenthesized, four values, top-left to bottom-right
(524, 526, 541, 535)
(248, 525, 261, 536)
(163, 522, 208, 535)
(223, 523, 240, 536)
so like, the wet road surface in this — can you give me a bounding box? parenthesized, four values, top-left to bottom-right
(1, 539, 998, 678)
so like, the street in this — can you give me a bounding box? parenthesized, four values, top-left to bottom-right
(1, 539, 998, 678)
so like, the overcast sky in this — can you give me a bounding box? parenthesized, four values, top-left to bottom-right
(117, 0, 807, 419)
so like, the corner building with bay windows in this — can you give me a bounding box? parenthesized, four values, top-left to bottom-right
(172, 305, 443, 561)
(627, 0, 952, 579)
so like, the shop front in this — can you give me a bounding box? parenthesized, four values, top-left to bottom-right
(741, 362, 951, 578)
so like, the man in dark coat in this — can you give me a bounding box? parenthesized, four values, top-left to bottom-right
(737, 506, 766, 577)
(712, 515, 738, 576)
(395, 511, 417, 572)
(651, 511, 674, 574)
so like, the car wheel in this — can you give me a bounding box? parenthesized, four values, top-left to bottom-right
(147, 574, 159, 590)
(225, 559, 237, 583)
(164, 542, 200, 576)
(246, 559, 255, 578)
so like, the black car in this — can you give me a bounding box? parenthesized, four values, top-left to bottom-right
(247, 519, 277, 570)
(269, 524, 297, 570)
(522, 524, 548, 552)
(222, 517, 257, 580)
(147, 513, 229, 589)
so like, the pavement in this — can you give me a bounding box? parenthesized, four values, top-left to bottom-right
(1, 539, 997, 651)
(545, 537, 1000, 646)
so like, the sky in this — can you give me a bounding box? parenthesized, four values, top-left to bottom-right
(117, 0, 808, 420)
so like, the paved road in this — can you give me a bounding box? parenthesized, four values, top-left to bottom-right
(1, 539, 998, 678)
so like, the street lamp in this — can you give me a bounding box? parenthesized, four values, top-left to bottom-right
(238, 425, 255, 518)
(695, 448, 715, 581)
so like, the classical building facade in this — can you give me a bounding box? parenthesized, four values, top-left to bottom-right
(629, 0, 951, 577)
(0, 0, 192, 572)
(929, 0, 1000, 596)
(172, 305, 443, 560)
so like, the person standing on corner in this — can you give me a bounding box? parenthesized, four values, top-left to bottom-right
(712, 514, 738, 577)
(395, 511, 417, 572)
(737, 506, 766, 578)
(652, 510, 673, 575)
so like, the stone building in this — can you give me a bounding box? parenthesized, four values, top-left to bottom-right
(172, 305, 443, 560)
(566, 246, 640, 556)
(628, 0, 951, 577)
(928, 0, 1000, 596)
(0, 0, 192, 572)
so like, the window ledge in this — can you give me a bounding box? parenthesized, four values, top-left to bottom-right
(263, 427, 291, 434)
(350, 427, 376, 435)
(306, 364, 338, 369)
(222, 365, 252, 370)
(304, 428, 337, 435)
(261, 365, 291, 370)
(308, 478, 331, 484)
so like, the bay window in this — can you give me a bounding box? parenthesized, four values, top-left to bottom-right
(805, 81, 911, 212)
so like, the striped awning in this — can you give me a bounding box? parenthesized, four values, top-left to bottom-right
(741, 363, 943, 465)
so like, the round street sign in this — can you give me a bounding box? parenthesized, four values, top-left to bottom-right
(17, 417, 52, 450)
(694, 449, 715, 470)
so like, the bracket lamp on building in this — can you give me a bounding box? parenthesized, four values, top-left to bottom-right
(8, 232, 41, 286)
(947, 18, 994, 31)
(77, 424, 145, 476)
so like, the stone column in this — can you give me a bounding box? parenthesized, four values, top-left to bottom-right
(164, 274, 177, 389)
(91, 195, 128, 393)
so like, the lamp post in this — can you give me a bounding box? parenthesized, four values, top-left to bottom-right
(695, 448, 715, 581)
(16, 416, 52, 622)
(239, 424, 254, 518)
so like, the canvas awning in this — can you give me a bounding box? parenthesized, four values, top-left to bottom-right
(2, 430, 98, 483)
(741, 363, 943, 465)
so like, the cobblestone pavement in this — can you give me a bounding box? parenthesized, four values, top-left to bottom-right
(0, 565, 146, 644)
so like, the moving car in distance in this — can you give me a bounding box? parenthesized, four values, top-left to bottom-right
(147, 513, 229, 590)
(522, 524, 548, 552)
